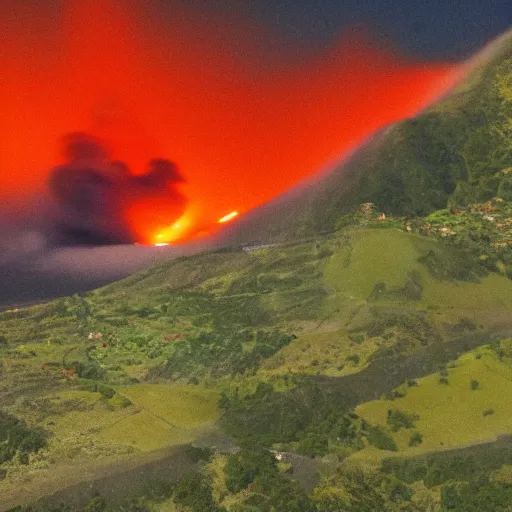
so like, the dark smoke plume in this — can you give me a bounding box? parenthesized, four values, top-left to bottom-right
(47, 133, 187, 245)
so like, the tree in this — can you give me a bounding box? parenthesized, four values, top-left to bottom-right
(83, 494, 107, 512)
(174, 472, 225, 512)
(387, 409, 417, 431)
(366, 425, 398, 451)
(224, 449, 276, 493)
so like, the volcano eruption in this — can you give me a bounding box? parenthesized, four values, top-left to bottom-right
(0, 0, 477, 305)
(0, 0, 461, 248)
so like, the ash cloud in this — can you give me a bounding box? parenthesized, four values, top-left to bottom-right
(47, 132, 187, 246)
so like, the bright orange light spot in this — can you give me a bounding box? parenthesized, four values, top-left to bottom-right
(218, 211, 239, 224)
(149, 209, 195, 245)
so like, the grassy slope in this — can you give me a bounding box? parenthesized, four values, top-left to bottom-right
(259, 229, 511, 378)
(356, 346, 512, 454)
(101, 384, 220, 452)
(326, 229, 512, 313)
(1, 227, 512, 509)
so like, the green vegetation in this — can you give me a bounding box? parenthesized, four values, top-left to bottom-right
(100, 384, 220, 451)
(150, 329, 294, 380)
(224, 449, 276, 493)
(174, 472, 226, 512)
(0, 411, 48, 464)
(441, 479, 512, 511)
(408, 432, 423, 447)
(356, 346, 512, 452)
(387, 409, 418, 432)
(382, 437, 512, 487)
(2, 222, 512, 509)
(366, 425, 398, 452)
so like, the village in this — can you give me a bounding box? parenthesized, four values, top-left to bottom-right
(353, 198, 512, 277)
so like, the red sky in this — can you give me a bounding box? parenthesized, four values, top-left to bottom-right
(0, 0, 460, 240)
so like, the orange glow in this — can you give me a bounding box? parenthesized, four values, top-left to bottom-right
(148, 209, 196, 245)
(218, 211, 239, 224)
(0, 1, 462, 242)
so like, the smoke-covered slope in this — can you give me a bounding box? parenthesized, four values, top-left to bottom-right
(219, 28, 512, 245)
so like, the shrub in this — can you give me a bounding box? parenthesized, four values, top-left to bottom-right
(0, 411, 48, 464)
(224, 449, 276, 493)
(73, 361, 106, 380)
(107, 393, 132, 410)
(346, 354, 360, 365)
(185, 445, 213, 463)
(83, 494, 108, 512)
(439, 377, 449, 385)
(471, 379, 480, 390)
(409, 431, 424, 447)
(174, 472, 224, 512)
(366, 425, 398, 451)
(348, 333, 365, 344)
(387, 409, 418, 431)
(97, 384, 116, 399)
(483, 408, 495, 417)
(297, 432, 329, 457)
(390, 481, 413, 502)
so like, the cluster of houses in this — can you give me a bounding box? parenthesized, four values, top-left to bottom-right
(357, 200, 512, 251)
(419, 199, 512, 247)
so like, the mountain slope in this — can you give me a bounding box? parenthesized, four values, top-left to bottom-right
(219, 29, 512, 246)
(1, 223, 512, 510)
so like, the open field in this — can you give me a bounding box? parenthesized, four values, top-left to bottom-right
(356, 345, 512, 454)
(101, 384, 220, 451)
(0, 383, 220, 510)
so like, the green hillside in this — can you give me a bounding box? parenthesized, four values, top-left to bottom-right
(0, 217, 511, 510)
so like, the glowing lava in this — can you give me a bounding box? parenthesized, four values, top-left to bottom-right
(218, 211, 239, 224)
(150, 209, 196, 245)
(150, 209, 240, 245)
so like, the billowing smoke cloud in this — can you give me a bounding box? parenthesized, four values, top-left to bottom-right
(47, 132, 186, 245)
